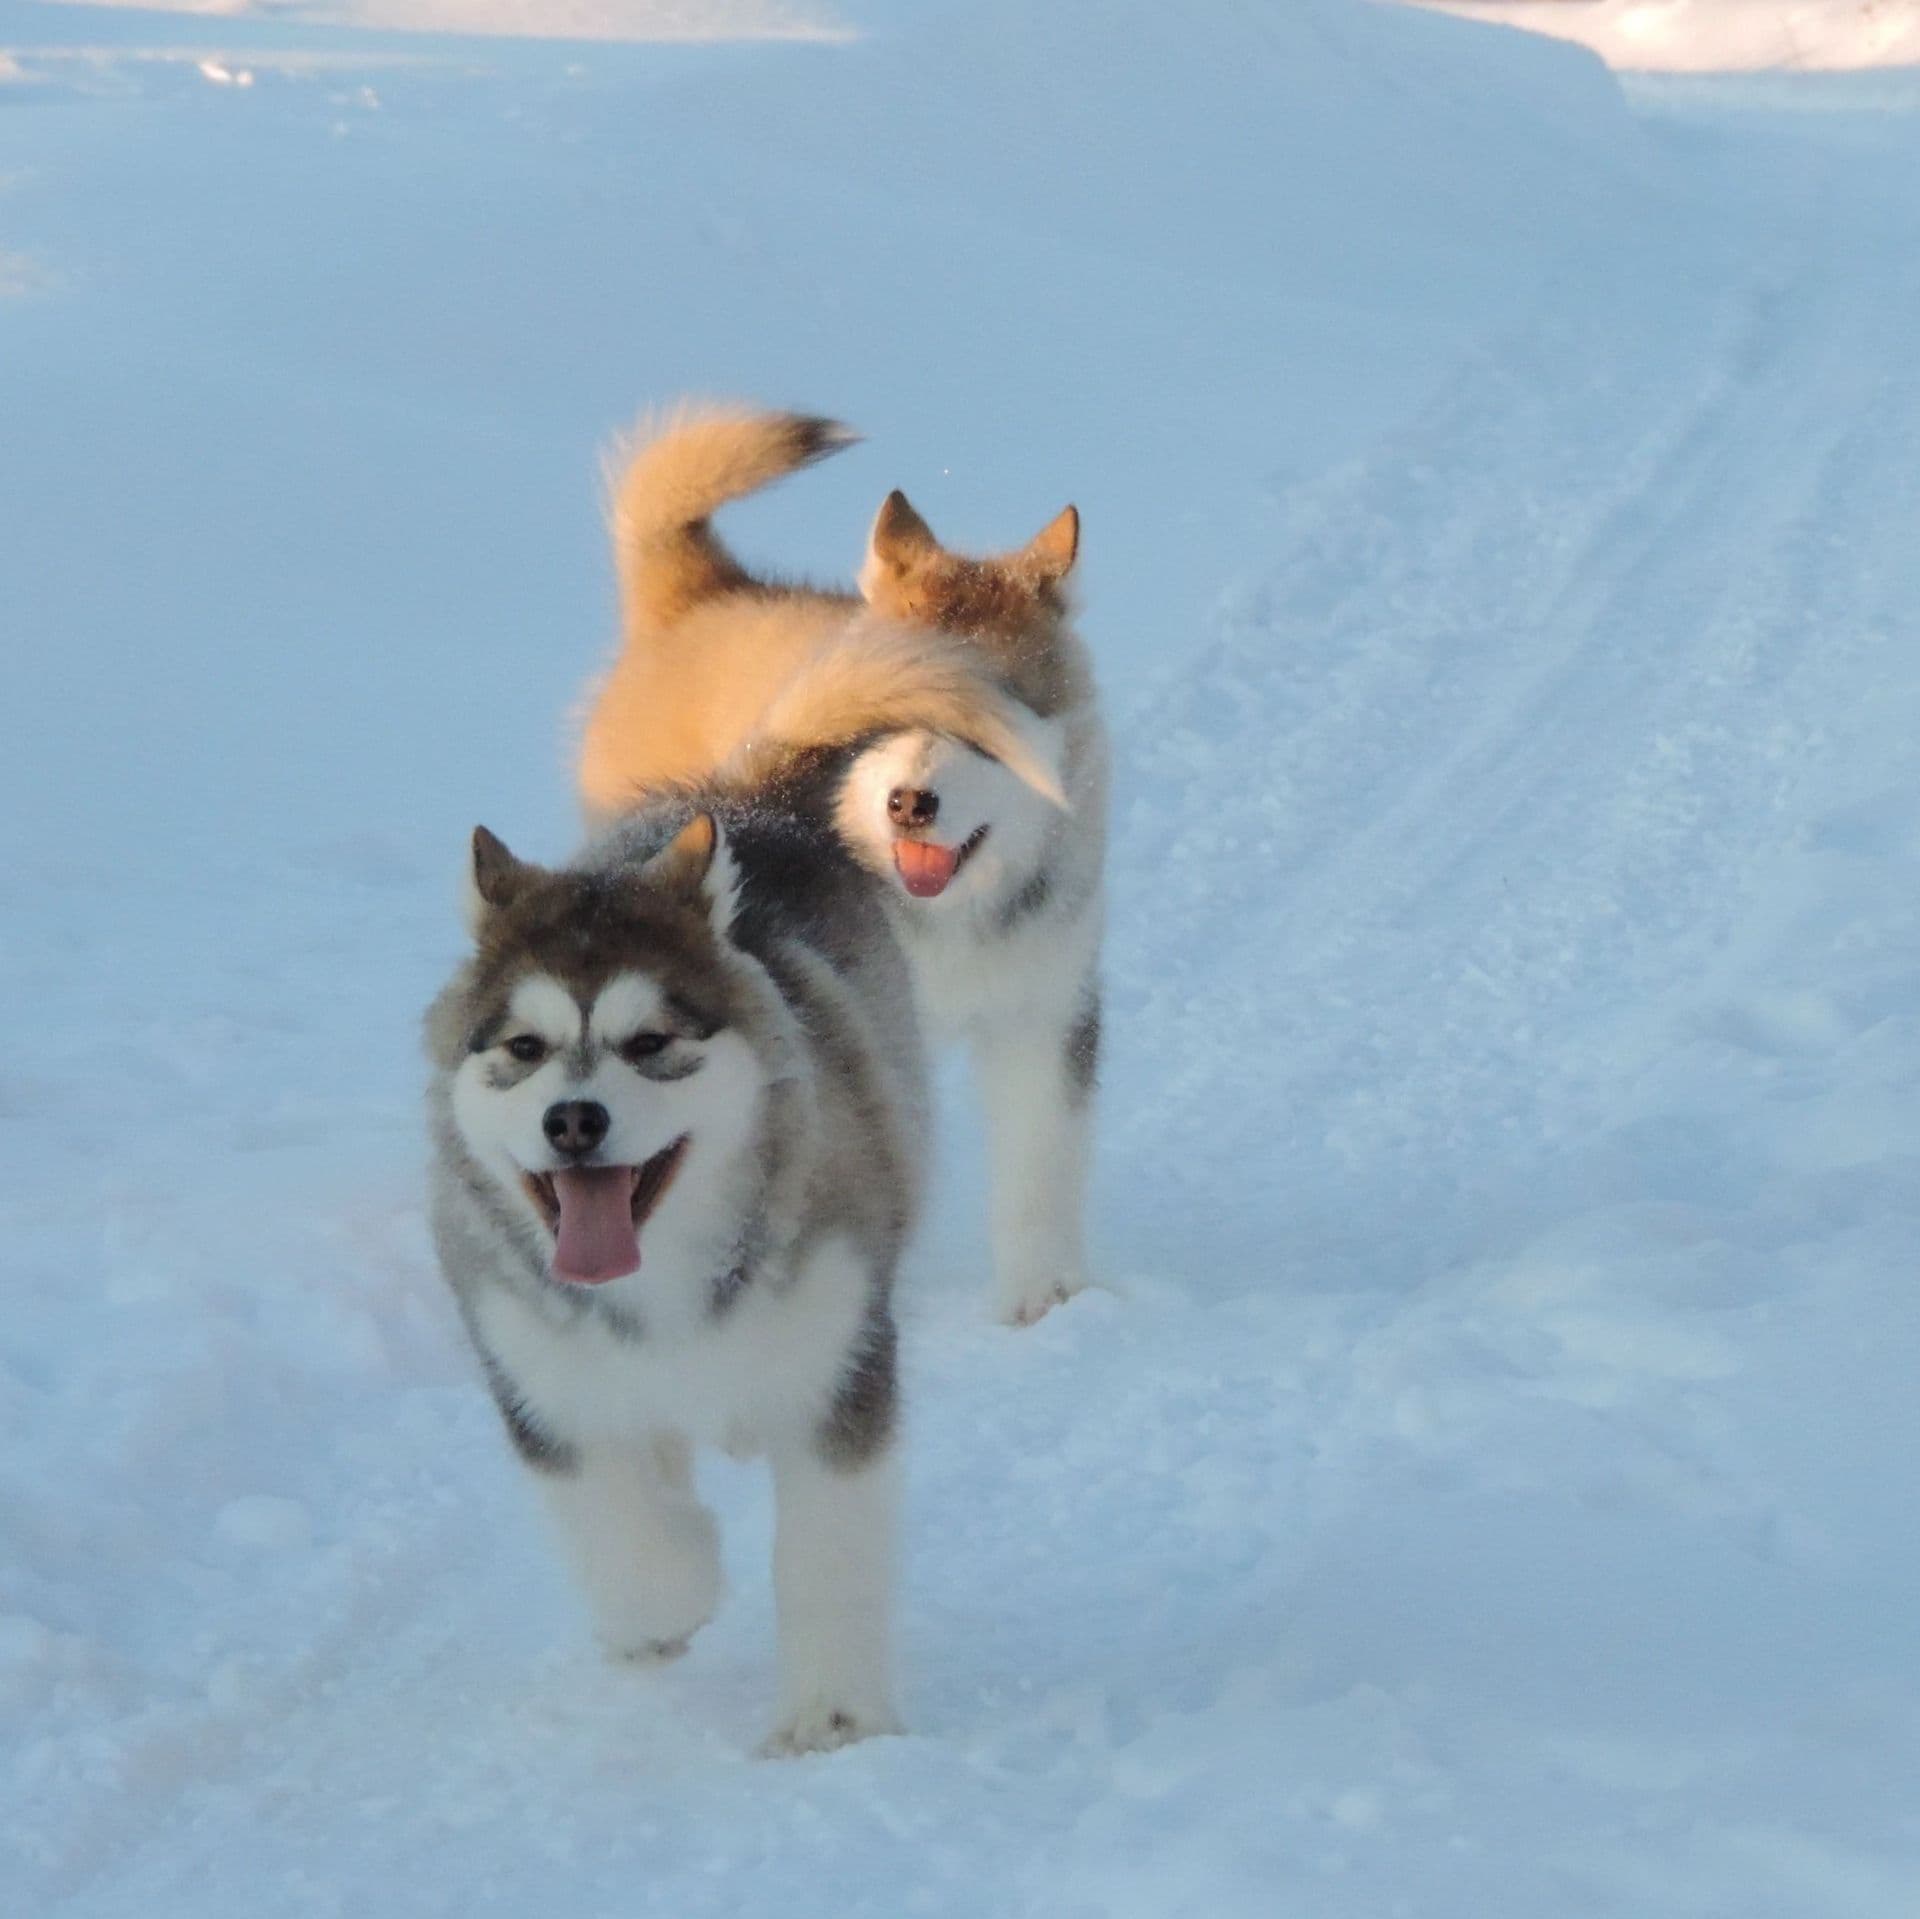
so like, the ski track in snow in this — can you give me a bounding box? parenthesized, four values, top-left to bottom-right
(1126, 126, 1920, 1268)
(3, 7, 1919, 1915)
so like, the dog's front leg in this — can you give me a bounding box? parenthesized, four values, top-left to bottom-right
(762, 1441, 901, 1755)
(974, 981, 1099, 1325)
(537, 1431, 722, 1663)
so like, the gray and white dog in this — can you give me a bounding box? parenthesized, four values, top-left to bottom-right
(424, 785, 925, 1754)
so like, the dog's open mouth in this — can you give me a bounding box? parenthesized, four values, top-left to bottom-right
(522, 1135, 688, 1286)
(892, 824, 988, 899)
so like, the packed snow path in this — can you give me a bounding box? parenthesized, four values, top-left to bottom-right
(4, 10, 1918, 1916)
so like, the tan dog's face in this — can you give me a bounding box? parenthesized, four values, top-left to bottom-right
(858, 490, 1078, 653)
(845, 490, 1079, 905)
(835, 727, 1057, 907)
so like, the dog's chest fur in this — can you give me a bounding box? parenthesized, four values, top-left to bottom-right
(470, 1234, 870, 1456)
(898, 709, 1108, 1041)
(901, 885, 1103, 1040)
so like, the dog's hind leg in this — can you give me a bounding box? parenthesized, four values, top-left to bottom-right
(974, 979, 1099, 1326)
(537, 1431, 721, 1663)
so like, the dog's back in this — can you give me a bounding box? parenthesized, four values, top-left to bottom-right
(579, 405, 1062, 821)
(579, 406, 859, 812)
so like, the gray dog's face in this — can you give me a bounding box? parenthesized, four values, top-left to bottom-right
(446, 819, 766, 1286)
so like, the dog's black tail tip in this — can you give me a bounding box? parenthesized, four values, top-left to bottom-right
(788, 415, 862, 464)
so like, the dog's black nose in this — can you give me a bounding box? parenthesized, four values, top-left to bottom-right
(887, 786, 940, 829)
(543, 1100, 609, 1156)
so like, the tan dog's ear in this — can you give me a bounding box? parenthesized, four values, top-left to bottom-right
(867, 489, 940, 574)
(1021, 504, 1079, 580)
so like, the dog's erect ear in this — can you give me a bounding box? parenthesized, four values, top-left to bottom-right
(867, 489, 939, 576)
(463, 826, 535, 936)
(643, 812, 718, 894)
(1020, 504, 1079, 581)
(640, 812, 739, 936)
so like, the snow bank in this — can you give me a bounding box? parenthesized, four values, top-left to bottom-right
(1419, 0, 1920, 72)
(46, 0, 849, 43)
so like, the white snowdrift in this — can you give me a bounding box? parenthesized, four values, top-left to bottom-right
(44, 0, 849, 42)
(1420, 0, 1920, 72)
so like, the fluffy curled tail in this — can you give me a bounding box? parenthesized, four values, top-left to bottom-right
(727, 624, 1067, 808)
(607, 402, 857, 630)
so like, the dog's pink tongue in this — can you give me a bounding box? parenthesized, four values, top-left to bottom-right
(893, 839, 960, 898)
(550, 1166, 640, 1284)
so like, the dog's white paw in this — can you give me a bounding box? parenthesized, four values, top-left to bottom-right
(760, 1701, 902, 1758)
(996, 1272, 1089, 1328)
(584, 1510, 722, 1662)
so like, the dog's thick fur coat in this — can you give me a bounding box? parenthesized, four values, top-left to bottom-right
(578, 404, 1109, 1324)
(579, 404, 1058, 815)
(425, 789, 926, 1753)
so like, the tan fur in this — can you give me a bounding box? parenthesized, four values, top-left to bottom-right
(579, 405, 1065, 821)
(606, 401, 854, 630)
(724, 626, 1065, 807)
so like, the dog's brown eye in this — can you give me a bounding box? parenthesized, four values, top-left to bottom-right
(620, 1033, 671, 1063)
(506, 1035, 548, 1064)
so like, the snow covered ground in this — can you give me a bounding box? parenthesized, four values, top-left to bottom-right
(4, 1, 1919, 1913)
